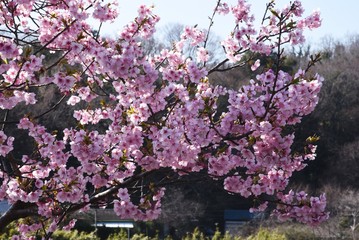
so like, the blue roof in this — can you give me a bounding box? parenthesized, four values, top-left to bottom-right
(0, 201, 10, 214)
(224, 210, 254, 221)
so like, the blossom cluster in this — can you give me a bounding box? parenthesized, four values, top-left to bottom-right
(0, 0, 326, 238)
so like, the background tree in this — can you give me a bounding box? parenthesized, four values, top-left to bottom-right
(142, 23, 224, 66)
(290, 36, 359, 187)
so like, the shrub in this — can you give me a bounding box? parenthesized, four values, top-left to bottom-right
(51, 229, 100, 240)
(247, 228, 286, 240)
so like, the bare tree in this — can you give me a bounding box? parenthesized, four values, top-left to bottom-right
(142, 23, 224, 65)
(158, 186, 205, 237)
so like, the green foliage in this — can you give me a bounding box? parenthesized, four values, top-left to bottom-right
(259, 224, 321, 240)
(0, 223, 324, 240)
(182, 227, 207, 240)
(0, 222, 100, 240)
(180, 227, 289, 240)
(131, 233, 154, 240)
(278, 226, 320, 240)
(211, 228, 242, 240)
(107, 228, 160, 240)
(107, 229, 129, 240)
(51, 229, 100, 240)
(0, 222, 19, 239)
(180, 227, 244, 240)
(283, 229, 320, 240)
(211, 228, 223, 240)
(247, 228, 286, 240)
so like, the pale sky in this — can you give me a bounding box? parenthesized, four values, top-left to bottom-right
(98, 0, 359, 48)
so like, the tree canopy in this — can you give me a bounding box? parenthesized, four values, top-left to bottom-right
(0, 0, 328, 238)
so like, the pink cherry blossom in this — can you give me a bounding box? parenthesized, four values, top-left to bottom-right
(251, 59, 260, 71)
(196, 47, 209, 62)
(0, 0, 328, 237)
(216, 2, 230, 15)
(0, 131, 14, 157)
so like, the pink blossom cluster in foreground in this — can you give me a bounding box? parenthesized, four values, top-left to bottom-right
(0, 0, 328, 238)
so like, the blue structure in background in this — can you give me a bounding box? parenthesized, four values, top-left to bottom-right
(224, 209, 255, 235)
(0, 201, 10, 216)
(224, 209, 254, 221)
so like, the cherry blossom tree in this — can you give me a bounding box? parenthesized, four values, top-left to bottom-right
(0, 0, 328, 238)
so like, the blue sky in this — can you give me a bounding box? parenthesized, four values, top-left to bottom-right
(99, 0, 359, 47)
